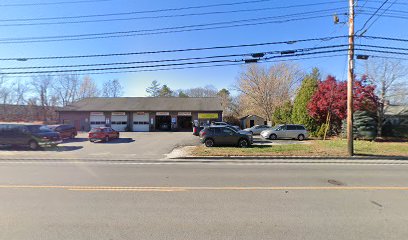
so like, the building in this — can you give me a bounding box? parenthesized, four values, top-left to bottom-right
(383, 104, 408, 138)
(239, 115, 266, 129)
(58, 97, 223, 132)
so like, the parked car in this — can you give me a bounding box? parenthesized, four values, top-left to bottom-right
(0, 123, 62, 150)
(88, 127, 119, 142)
(193, 125, 205, 136)
(48, 124, 77, 139)
(199, 125, 253, 148)
(260, 124, 308, 141)
(211, 121, 240, 131)
(243, 125, 272, 135)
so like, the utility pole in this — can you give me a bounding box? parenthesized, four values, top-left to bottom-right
(347, 0, 355, 156)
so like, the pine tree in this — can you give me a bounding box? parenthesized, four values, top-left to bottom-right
(291, 68, 319, 133)
(272, 101, 293, 125)
(146, 80, 161, 97)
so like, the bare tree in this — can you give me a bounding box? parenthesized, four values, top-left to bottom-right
(12, 79, 30, 105)
(183, 85, 218, 97)
(236, 63, 303, 121)
(77, 76, 100, 99)
(0, 75, 13, 105)
(365, 58, 408, 137)
(102, 79, 124, 97)
(52, 74, 80, 106)
(31, 75, 58, 121)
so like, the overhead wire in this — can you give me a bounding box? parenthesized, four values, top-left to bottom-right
(0, 0, 111, 7)
(0, 35, 349, 61)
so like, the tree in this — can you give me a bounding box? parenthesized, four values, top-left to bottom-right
(272, 101, 293, 125)
(364, 59, 408, 137)
(292, 68, 320, 133)
(77, 76, 100, 99)
(12, 79, 30, 105)
(146, 80, 161, 97)
(158, 84, 173, 97)
(183, 85, 218, 97)
(236, 63, 303, 121)
(53, 74, 80, 106)
(217, 88, 232, 115)
(177, 91, 189, 98)
(102, 79, 124, 97)
(30, 75, 58, 121)
(307, 75, 378, 134)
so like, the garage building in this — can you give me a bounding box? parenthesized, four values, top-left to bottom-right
(58, 97, 223, 132)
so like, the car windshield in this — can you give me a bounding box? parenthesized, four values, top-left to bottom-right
(26, 125, 53, 133)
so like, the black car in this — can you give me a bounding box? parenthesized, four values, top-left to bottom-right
(0, 124, 62, 150)
(199, 126, 253, 148)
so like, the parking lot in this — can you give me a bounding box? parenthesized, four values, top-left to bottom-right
(0, 132, 200, 160)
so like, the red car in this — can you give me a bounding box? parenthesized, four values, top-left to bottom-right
(88, 127, 119, 142)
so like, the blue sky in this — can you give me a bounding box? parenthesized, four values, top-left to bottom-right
(0, 0, 406, 96)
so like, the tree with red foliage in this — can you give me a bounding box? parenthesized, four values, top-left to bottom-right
(307, 75, 378, 133)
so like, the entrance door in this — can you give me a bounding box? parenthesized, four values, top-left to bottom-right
(156, 116, 171, 131)
(133, 113, 149, 132)
(177, 116, 192, 131)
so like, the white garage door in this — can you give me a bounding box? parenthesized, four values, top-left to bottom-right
(133, 112, 150, 132)
(111, 114, 128, 132)
(90, 113, 106, 129)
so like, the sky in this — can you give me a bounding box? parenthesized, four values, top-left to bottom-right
(0, 0, 406, 97)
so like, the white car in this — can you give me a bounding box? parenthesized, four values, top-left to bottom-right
(243, 125, 272, 135)
(260, 124, 309, 141)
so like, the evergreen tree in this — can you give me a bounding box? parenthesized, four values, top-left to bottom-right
(178, 91, 189, 98)
(158, 85, 173, 97)
(146, 80, 161, 97)
(291, 68, 319, 133)
(272, 101, 293, 125)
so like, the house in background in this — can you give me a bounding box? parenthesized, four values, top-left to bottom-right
(239, 115, 266, 129)
(383, 104, 408, 138)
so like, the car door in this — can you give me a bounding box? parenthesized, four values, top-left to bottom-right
(274, 125, 286, 139)
(221, 128, 239, 145)
(285, 125, 297, 138)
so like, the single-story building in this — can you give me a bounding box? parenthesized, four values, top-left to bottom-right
(383, 104, 408, 137)
(58, 97, 223, 132)
(239, 115, 266, 129)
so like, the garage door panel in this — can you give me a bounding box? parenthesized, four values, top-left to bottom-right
(111, 114, 128, 132)
(133, 113, 149, 132)
(90, 115, 106, 129)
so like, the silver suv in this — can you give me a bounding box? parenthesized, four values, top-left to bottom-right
(260, 124, 308, 141)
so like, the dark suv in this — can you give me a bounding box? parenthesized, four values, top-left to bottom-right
(199, 126, 253, 148)
(0, 124, 62, 150)
(48, 124, 77, 139)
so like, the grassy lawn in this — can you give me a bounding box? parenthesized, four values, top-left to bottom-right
(191, 139, 408, 157)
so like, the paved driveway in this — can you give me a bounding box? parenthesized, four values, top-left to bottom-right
(0, 132, 200, 160)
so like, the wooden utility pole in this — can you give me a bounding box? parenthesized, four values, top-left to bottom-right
(347, 0, 355, 156)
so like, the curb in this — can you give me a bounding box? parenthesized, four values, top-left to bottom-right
(177, 155, 408, 161)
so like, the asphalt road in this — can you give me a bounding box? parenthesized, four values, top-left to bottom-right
(1, 161, 408, 239)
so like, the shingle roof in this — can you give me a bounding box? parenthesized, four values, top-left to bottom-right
(384, 105, 408, 116)
(59, 97, 223, 112)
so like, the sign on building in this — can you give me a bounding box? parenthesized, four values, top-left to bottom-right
(198, 113, 218, 119)
(178, 112, 191, 116)
(156, 112, 170, 116)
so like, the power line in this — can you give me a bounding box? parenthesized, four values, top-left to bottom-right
(359, 0, 399, 35)
(355, 0, 390, 35)
(0, 5, 348, 27)
(1, 49, 350, 75)
(0, 0, 111, 7)
(0, 9, 342, 41)
(363, 35, 408, 42)
(0, 35, 348, 61)
(0, 14, 339, 44)
(0, 44, 349, 70)
(3, 53, 349, 78)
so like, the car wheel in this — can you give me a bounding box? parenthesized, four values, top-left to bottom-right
(70, 133, 75, 139)
(105, 136, 109, 142)
(297, 134, 305, 141)
(28, 140, 39, 150)
(204, 139, 214, 147)
(269, 134, 277, 140)
(238, 139, 249, 148)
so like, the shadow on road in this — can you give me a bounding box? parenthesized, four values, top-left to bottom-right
(92, 138, 135, 144)
(62, 137, 88, 143)
(0, 145, 83, 152)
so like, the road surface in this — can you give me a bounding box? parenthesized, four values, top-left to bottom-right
(1, 160, 408, 239)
